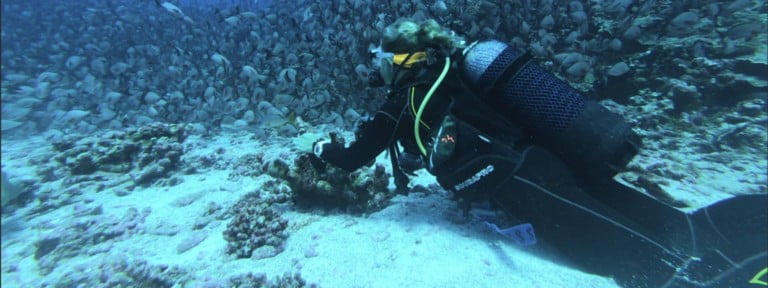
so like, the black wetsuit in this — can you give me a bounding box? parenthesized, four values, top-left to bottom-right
(316, 57, 768, 288)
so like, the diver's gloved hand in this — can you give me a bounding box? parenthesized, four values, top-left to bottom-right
(312, 139, 332, 160)
(312, 132, 344, 161)
(303, 152, 327, 174)
(397, 151, 423, 176)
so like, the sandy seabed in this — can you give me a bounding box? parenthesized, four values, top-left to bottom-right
(2, 128, 756, 288)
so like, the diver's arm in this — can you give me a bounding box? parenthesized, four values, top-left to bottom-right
(314, 98, 403, 172)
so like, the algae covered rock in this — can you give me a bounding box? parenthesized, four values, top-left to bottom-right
(275, 154, 394, 213)
(228, 272, 316, 288)
(222, 186, 290, 259)
(51, 123, 188, 186)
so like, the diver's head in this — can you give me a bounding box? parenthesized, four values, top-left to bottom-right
(380, 19, 465, 53)
(373, 19, 466, 87)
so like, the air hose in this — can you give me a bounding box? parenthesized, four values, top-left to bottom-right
(414, 56, 451, 156)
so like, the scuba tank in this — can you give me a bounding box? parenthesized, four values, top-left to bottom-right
(459, 40, 641, 179)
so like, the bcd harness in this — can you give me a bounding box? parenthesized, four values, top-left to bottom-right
(384, 50, 526, 194)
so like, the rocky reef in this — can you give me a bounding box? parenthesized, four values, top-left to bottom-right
(228, 272, 317, 288)
(46, 258, 316, 288)
(32, 206, 150, 275)
(267, 153, 393, 214)
(51, 123, 188, 187)
(223, 184, 291, 259)
(48, 258, 188, 288)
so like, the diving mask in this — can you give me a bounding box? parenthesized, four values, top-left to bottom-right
(393, 51, 427, 68)
(377, 51, 428, 86)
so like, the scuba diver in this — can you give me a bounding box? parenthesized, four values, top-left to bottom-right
(306, 19, 768, 288)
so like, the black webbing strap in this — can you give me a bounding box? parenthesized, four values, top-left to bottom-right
(389, 144, 410, 194)
(487, 50, 533, 96)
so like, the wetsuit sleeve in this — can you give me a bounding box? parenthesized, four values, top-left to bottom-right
(316, 98, 403, 172)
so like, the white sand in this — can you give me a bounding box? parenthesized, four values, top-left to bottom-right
(1, 129, 756, 287)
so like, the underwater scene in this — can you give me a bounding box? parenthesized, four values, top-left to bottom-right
(1, 0, 767, 287)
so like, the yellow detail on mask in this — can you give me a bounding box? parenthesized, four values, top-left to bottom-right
(393, 51, 427, 68)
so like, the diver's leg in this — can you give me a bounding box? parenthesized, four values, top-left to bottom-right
(492, 146, 687, 288)
(583, 178, 697, 254)
(665, 194, 768, 287)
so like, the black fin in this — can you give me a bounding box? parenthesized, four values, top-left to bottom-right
(669, 194, 768, 287)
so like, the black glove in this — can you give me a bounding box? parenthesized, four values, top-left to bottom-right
(312, 132, 344, 160)
(305, 152, 327, 173)
(312, 139, 331, 159)
(397, 151, 424, 176)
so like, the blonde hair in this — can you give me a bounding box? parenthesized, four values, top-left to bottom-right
(381, 19, 465, 53)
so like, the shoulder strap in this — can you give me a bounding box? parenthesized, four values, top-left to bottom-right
(487, 51, 533, 96)
(382, 91, 413, 195)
